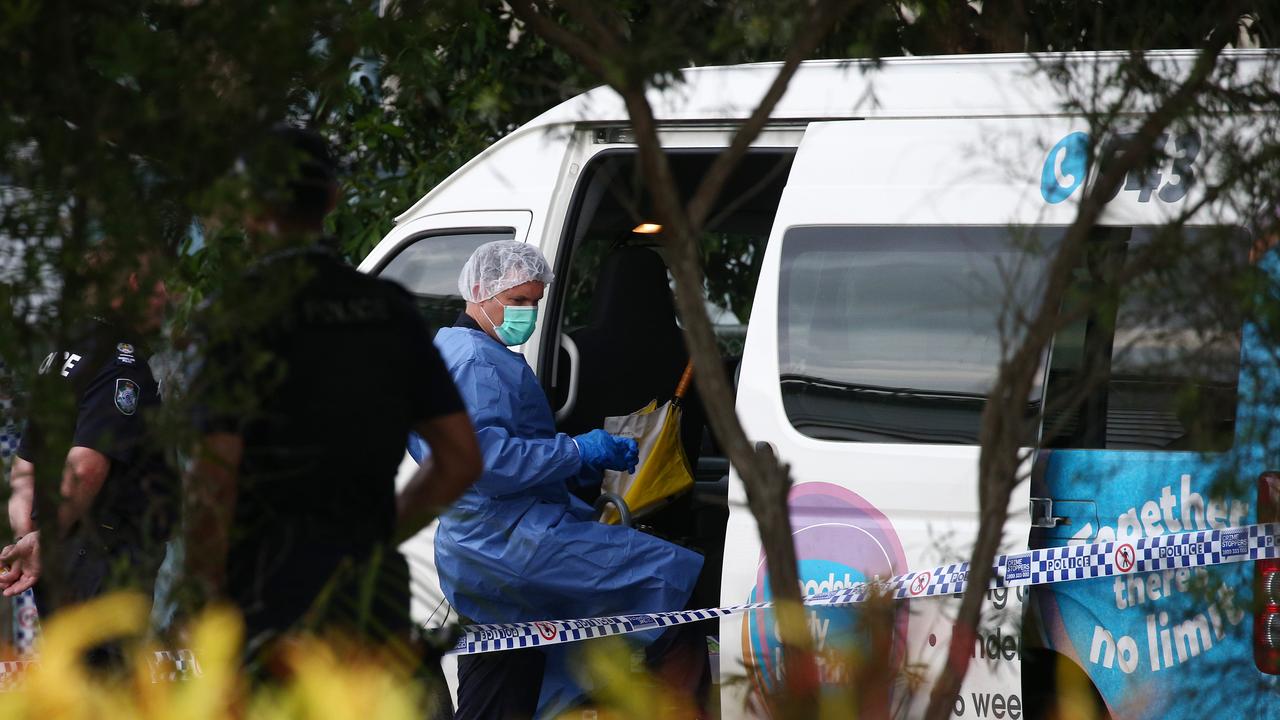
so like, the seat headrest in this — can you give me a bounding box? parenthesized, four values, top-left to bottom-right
(588, 246, 679, 333)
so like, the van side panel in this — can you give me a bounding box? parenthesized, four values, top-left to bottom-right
(387, 125, 576, 255)
(725, 118, 1052, 717)
(1034, 306, 1280, 716)
(1035, 451, 1268, 716)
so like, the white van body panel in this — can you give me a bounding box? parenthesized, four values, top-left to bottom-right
(389, 51, 1267, 231)
(389, 124, 574, 234)
(720, 117, 1046, 716)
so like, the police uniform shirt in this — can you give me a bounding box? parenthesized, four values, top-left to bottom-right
(189, 246, 464, 633)
(16, 320, 171, 541)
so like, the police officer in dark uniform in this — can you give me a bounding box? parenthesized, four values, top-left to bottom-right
(182, 127, 481, 707)
(0, 267, 175, 617)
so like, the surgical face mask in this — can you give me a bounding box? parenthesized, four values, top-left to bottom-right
(483, 302, 538, 346)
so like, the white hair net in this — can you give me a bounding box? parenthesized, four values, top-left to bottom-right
(458, 240, 555, 302)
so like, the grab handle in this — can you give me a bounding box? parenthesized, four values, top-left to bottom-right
(554, 334, 581, 423)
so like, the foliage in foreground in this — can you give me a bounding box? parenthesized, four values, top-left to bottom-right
(0, 593, 431, 720)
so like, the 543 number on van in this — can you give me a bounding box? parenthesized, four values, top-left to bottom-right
(1041, 130, 1201, 204)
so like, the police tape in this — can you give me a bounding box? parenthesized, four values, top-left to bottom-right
(448, 521, 1280, 656)
(0, 521, 1275, 683)
(0, 650, 200, 689)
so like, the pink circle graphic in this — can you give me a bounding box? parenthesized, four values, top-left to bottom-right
(742, 482, 908, 709)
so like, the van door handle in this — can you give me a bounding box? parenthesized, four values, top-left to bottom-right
(554, 334, 581, 423)
(1030, 497, 1068, 528)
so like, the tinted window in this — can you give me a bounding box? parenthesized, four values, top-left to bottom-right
(379, 230, 513, 331)
(1042, 227, 1244, 451)
(778, 226, 1051, 444)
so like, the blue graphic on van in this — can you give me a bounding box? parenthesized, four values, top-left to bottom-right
(1034, 450, 1280, 717)
(1041, 132, 1090, 203)
(747, 559, 867, 696)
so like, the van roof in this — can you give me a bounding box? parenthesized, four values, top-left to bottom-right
(525, 50, 1272, 126)
(390, 50, 1273, 224)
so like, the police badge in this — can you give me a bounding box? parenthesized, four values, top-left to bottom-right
(114, 378, 140, 416)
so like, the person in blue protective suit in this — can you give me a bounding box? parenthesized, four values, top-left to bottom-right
(409, 240, 704, 719)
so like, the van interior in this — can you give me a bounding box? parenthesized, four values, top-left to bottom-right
(543, 149, 795, 608)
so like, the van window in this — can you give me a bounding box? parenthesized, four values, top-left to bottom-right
(555, 152, 787, 357)
(777, 226, 1052, 444)
(378, 230, 513, 331)
(778, 225, 1246, 448)
(1041, 227, 1244, 451)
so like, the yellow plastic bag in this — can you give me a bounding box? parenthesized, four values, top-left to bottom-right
(600, 363, 695, 524)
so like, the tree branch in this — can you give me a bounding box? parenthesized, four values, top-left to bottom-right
(559, 0, 627, 63)
(508, 0, 612, 80)
(686, 0, 852, 234)
(511, 0, 859, 711)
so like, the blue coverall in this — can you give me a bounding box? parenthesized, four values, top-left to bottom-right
(413, 325, 703, 714)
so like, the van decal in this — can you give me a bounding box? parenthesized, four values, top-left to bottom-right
(1040, 130, 1202, 205)
(741, 482, 907, 709)
(1041, 132, 1090, 203)
(1038, 453, 1267, 717)
(1065, 473, 1250, 546)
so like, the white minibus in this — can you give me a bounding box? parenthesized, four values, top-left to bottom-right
(360, 51, 1280, 718)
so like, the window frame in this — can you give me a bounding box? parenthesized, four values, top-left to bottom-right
(371, 226, 520, 333)
(369, 226, 520, 277)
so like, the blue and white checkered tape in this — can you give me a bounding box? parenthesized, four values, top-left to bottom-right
(0, 650, 201, 688)
(11, 589, 38, 658)
(0, 359, 17, 464)
(448, 521, 1280, 655)
(2, 521, 1277, 681)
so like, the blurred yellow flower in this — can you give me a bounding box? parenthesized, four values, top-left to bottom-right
(0, 592, 433, 720)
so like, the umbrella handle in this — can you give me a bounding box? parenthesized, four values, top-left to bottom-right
(673, 360, 695, 401)
(594, 492, 633, 527)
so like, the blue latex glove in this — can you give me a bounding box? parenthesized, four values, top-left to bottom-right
(574, 429, 639, 473)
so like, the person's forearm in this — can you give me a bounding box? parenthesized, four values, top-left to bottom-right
(395, 458, 476, 543)
(56, 447, 111, 534)
(470, 427, 580, 496)
(396, 411, 481, 543)
(7, 458, 35, 537)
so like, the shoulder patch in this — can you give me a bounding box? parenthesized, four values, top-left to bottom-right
(114, 378, 140, 416)
(116, 343, 135, 355)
